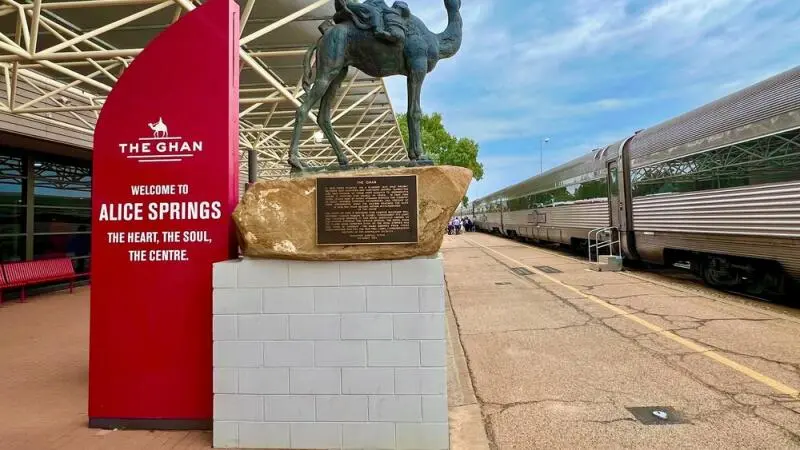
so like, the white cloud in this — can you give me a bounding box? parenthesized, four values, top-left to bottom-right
(380, 0, 800, 197)
(400, 0, 800, 144)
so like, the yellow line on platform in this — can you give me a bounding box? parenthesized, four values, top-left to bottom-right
(457, 233, 800, 325)
(463, 236, 800, 399)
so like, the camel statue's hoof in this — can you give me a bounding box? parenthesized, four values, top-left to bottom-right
(406, 154, 433, 167)
(288, 157, 306, 171)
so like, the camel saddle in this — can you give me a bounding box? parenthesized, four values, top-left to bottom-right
(329, 0, 410, 44)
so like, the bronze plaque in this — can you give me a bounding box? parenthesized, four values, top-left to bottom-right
(316, 175, 418, 245)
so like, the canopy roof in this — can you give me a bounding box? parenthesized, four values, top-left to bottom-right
(0, 0, 408, 180)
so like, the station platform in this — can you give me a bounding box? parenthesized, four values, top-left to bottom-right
(1, 234, 799, 449)
(443, 233, 800, 449)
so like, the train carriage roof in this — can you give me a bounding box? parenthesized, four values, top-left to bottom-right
(474, 146, 612, 204)
(629, 65, 800, 168)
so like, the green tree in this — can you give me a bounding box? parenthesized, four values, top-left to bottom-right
(397, 112, 484, 181)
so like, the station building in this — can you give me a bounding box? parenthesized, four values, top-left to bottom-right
(0, 0, 407, 281)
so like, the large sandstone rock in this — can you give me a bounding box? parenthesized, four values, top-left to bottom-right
(233, 165, 472, 261)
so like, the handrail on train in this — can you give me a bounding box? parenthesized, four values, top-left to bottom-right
(588, 226, 622, 263)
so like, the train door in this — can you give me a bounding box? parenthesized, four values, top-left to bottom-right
(607, 161, 621, 229)
(499, 200, 506, 233)
(617, 136, 639, 260)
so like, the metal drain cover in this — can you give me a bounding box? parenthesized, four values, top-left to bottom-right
(510, 267, 533, 276)
(534, 265, 562, 274)
(625, 406, 689, 425)
(495, 282, 512, 286)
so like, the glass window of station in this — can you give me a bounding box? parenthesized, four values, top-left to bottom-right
(0, 149, 91, 275)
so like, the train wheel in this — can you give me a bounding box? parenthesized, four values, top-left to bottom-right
(702, 256, 741, 288)
(744, 269, 786, 298)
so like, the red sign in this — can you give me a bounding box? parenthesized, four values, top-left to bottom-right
(89, 0, 239, 429)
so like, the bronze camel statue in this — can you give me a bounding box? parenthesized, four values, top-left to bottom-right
(287, 0, 463, 170)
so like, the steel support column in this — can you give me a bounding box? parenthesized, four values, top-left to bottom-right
(247, 148, 258, 189)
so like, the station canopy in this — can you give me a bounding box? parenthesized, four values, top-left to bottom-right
(0, 0, 408, 181)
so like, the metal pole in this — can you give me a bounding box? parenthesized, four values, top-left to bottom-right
(247, 148, 257, 190)
(540, 137, 549, 174)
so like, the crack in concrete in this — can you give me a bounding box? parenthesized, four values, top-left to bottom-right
(640, 323, 706, 336)
(482, 398, 616, 419)
(444, 272, 500, 450)
(592, 302, 796, 369)
(753, 409, 800, 443)
(596, 298, 776, 327)
(632, 333, 696, 355)
(460, 320, 595, 336)
(577, 282, 800, 409)
(553, 288, 800, 442)
(672, 331, 800, 373)
(599, 302, 800, 440)
(664, 315, 774, 323)
(599, 313, 756, 400)
(689, 403, 766, 428)
(580, 417, 638, 426)
(473, 247, 738, 396)
(581, 284, 686, 299)
(446, 241, 800, 447)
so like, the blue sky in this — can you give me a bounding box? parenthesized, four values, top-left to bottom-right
(383, 0, 800, 200)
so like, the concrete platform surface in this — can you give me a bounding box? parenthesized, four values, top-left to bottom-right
(443, 232, 800, 449)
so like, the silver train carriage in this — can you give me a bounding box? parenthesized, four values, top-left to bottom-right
(471, 66, 800, 296)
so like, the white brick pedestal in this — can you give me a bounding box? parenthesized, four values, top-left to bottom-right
(212, 255, 448, 450)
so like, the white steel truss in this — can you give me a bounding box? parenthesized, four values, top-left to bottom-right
(0, 0, 409, 186)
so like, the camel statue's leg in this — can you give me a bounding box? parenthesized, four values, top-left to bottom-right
(288, 66, 342, 170)
(317, 67, 350, 166)
(406, 61, 427, 160)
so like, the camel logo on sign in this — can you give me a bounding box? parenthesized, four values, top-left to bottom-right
(148, 117, 169, 138)
(116, 117, 204, 164)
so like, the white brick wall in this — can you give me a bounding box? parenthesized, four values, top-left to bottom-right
(263, 287, 314, 313)
(420, 341, 448, 368)
(264, 342, 313, 367)
(212, 256, 448, 449)
(342, 368, 394, 394)
(239, 368, 289, 394)
(289, 314, 340, 340)
(341, 314, 393, 340)
(343, 423, 396, 448)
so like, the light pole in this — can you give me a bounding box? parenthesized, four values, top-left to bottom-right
(540, 137, 550, 174)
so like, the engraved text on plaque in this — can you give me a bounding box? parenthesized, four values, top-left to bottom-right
(316, 175, 418, 245)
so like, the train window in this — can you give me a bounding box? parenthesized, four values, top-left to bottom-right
(631, 127, 800, 197)
(504, 178, 609, 211)
(609, 164, 619, 194)
(487, 199, 508, 212)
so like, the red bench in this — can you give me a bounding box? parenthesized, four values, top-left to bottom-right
(0, 269, 8, 304)
(0, 257, 77, 304)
